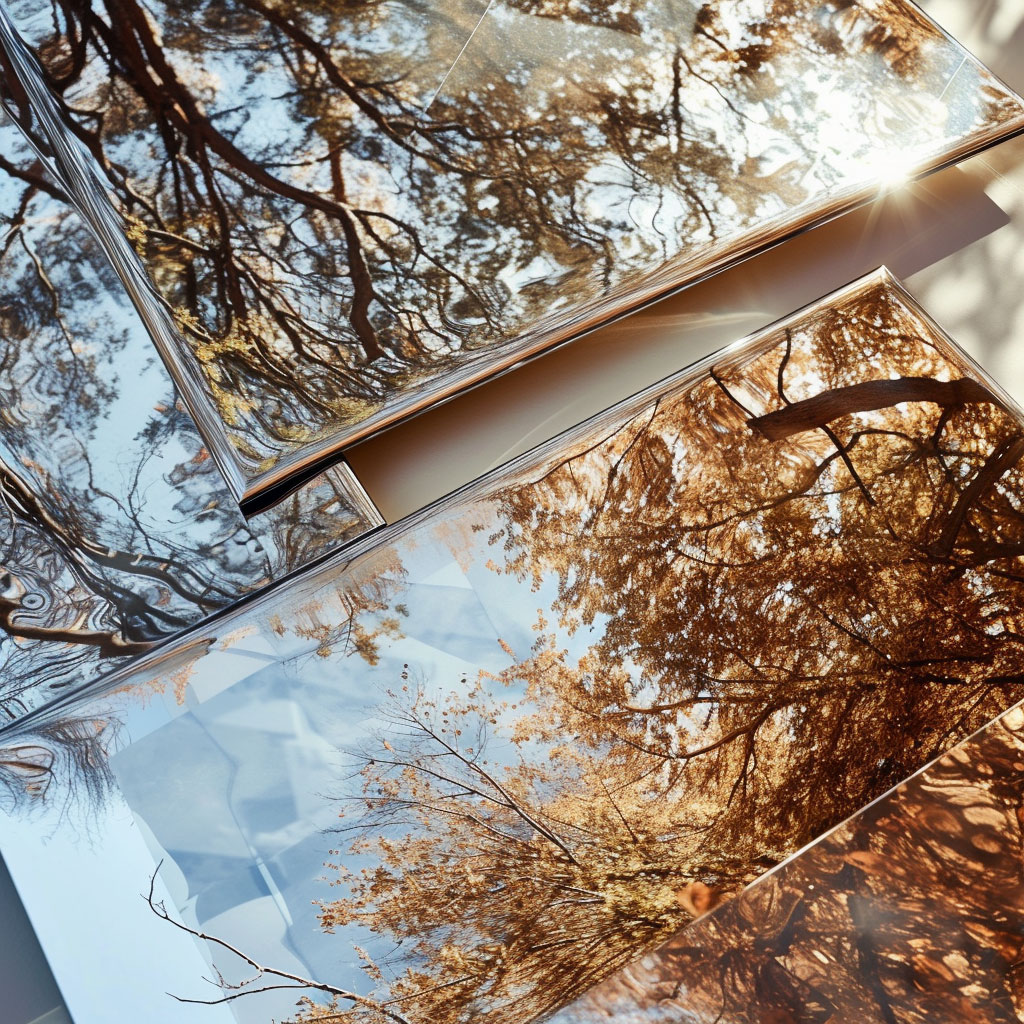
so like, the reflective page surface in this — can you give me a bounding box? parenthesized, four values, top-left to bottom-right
(0, 117, 382, 720)
(2, 1, 1022, 503)
(7, 269, 1024, 1022)
(551, 701, 1024, 1023)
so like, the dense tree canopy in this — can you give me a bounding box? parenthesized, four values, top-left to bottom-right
(556, 705, 1024, 1023)
(9, 277, 1024, 1024)
(282, 277, 1024, 1022)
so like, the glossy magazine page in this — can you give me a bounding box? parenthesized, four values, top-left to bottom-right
(0, 114, 382, 719)
(1, 2, 1022, 504)
(551, 701, 1024, 1023)
(6, 269, 1024, 1022)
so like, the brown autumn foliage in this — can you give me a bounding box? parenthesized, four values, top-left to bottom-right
(555, 703, 1024, 1023)
(280, 278, 1024, 1022)
(12, 276, 1024, 1023)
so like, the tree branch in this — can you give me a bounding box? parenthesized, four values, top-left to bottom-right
(748, 377, 1004, 441)
(144, 862, 412, 1024)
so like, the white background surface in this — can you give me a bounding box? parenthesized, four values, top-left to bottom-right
(2, 801, 236, 1024)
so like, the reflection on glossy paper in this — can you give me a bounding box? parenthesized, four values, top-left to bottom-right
(553, 704, 1024, 1023)
(0, 119, 381, 718)
(1, 1, 1022, 503)
(8, 270, 1024, 1022)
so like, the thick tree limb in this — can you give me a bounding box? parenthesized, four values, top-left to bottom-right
(931, 433, 1024, 556)
(748, 377, 1003, 441)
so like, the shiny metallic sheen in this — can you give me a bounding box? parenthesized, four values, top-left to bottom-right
(7, 269, 1024, 1023)
(552, 702, 1024, 1023)
(2, 1, 1023, 506)
(0, 119, 382, 720)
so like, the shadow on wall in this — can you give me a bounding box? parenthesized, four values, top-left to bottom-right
(0, 854, 70, 1024)
(900, 0, 1024, 421)
(925, 0, 1024, 90)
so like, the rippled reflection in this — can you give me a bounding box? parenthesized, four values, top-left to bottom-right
(0, 119, 381, 718)
(1, 1, 1021, 502)
(554, 703, 1024, 1023)
(7, 270, 1024, 1022)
